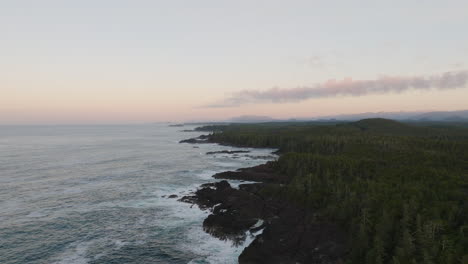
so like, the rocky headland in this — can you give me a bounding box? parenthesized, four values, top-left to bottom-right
(179, 135, 346, 264)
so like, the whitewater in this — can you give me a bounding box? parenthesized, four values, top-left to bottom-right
(0, 124, 276, 264)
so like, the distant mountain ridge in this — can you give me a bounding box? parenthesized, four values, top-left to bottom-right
(412, 110, 468, 121)
(316, 110, 468, 122)
(225, 110, 468, 123)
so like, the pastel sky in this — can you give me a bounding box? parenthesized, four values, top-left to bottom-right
(1, 0, 468, 124)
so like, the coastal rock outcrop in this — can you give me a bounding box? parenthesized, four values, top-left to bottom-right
(206, 150, 251, 155)
(212, 162, 289, 184)
(180, 163, 346, 263)
(179, 135, 211, 144)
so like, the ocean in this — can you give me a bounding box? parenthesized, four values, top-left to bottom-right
(0, 124, 276, 264)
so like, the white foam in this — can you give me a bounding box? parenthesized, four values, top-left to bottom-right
(183, 222, 265, 264)
(250, 227, 265, 237)
(26, 210, 48, 218)
(251, 219, 264, 229)
(113, 239, 128, 249)
(52, 241, 92, 264)
(177, 148, 277, 262)
(167, 146, 277, 263)
(211, 161, 243, 168)
(183, 227, 243, 264)
(228, 180, 260, 189)
(195, 170, 219, 180)
(51, 238, 130, 264)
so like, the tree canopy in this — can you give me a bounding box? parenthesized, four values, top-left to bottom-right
(201, 119, 468, 264)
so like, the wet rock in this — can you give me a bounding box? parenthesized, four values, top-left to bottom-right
(179, 180, 269, 243)
(179, 180, 232, 210)
(244, 155, 277, 160)
(213, 162, 290, 184)
(239, 216, 346, 264)
(179, 163, 346, 264)
(179, 135, 211, 144)
(206, 150, 251, 155)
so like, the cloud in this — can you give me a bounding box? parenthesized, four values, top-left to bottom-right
(205, 70, 468, 108)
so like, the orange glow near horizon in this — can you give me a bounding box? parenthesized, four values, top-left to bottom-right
(2, 1, 468, 124)
(2, 82, 468, 124)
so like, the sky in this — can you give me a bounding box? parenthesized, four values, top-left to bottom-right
(1, 0, 468, 124)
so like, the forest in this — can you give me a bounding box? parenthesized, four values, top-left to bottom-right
(200, 119, 468, 264)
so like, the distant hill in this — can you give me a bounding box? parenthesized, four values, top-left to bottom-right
(339, 118, 468, 136)
(344, 118, 425, 135)
(411, 110, 468, 122)
(315, 111, 424, 121)
(351, 118, 410, 130)
(224, 110, 468, 123)
(316, 110, 468, 122)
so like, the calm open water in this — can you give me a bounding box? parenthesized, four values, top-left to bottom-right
(0, 124, 275, 264)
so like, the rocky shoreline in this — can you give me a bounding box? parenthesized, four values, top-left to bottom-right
(179, 135, 346, 264)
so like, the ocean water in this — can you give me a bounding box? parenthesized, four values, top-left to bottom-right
(0, 124, 276, 264)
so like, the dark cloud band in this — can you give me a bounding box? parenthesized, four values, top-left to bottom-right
(206, 70, 468, 107)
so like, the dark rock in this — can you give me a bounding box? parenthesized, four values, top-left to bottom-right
(213, 162, 290, 184)
(244, 155, 277, 160)
(179, 180, 232, 209)
(168, 194, 178, 198)
(206, 150, 251, 155)
(178, 163, 346, 264)
(239, 216, 346, 264)
(179, 180, 269, 243)
(179, 135, 212, 144)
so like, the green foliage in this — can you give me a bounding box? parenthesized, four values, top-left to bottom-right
(200, 119, 468, 264)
